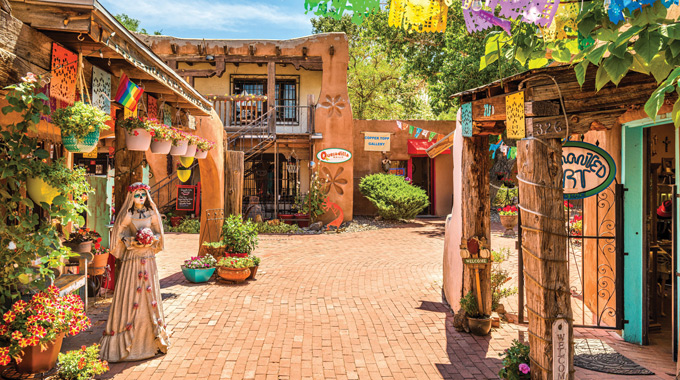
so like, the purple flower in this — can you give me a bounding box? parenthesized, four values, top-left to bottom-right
(519, 363, 530, 375)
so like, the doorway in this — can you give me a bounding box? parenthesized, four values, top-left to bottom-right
(409, 156, 433, 215)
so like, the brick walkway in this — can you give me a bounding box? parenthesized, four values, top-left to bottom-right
(63, 220, 677, 379)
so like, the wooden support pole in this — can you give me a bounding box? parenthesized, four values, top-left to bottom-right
(267, 61, 276, 133)
(224, 151, 244, 217)
(517, 138, 573, 380)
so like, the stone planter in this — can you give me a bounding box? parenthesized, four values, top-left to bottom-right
(170, 140, 188, 156)
(499, 214, 518, 237)
(216, 266, 250, 283)
(125, 128, 152, 151)
(17, 333, 64, 374)
(181, 266, 216, 283)
(467, 316, 492, 336)
(26, 177, 60, 206)
(150, 139, 172, 154)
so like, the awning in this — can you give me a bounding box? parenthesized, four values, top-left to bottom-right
(426, 131, 455, 158)
(408, 139, 450, 156)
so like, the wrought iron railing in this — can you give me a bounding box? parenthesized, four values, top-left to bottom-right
(226, 107, 276, 161)
(150, 162, 198, 213)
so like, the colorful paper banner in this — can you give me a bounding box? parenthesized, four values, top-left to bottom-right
(461, 103, 473, 137)
(505, 92, 526, 139)
(50, 43, 77, 105)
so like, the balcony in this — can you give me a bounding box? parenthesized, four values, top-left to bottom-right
(212, 97, 315, 135)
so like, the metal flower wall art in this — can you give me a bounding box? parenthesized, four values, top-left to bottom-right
(321, 166, 349, 196)
(319, 95, 346, 118)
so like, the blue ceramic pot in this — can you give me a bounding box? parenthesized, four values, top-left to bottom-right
(181, 266, 216, 283)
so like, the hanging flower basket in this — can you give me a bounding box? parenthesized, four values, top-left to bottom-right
(170, 139, 188, 156)
(177, 169, 191, 182)
(183, 144, 198, 158)
(125, 129, 152, 151)
(195, 149, 209, 159)
(179, 156, 194, 167)
(150, 139, 172, 154)
(61, 127, 100, 153)
(194, 137, 214, 159)
(26, 177, 60, 206)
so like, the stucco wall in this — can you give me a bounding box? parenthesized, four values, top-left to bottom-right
(352, 119, 456, 216)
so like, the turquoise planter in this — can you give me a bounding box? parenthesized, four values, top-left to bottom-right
(181, 266, 216, 283)
(61, 127, 100, 153)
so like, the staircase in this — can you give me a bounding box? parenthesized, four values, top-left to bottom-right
(226, 107, 276, 161)
(150, 162, 198, 213)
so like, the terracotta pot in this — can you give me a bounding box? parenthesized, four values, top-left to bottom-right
(26, 177, 60, 206)
(194, 149, 209, 159)
(125, 128, 152, 151)
(226, 253, 248, 258)
(294, 213, 310, 228)
(63, 240, 93, 254)
(17, 333, 64, 374)
(278, 214, 294, 225)
(89, 252, 110, 276)
(61, 127, 100, 153)
(247, 265, 258, 280)
(499, 214, 518, 237)
(150, 139, 172, 154)
(467, 316, 492, 336)
(182, 144, 198, 157)
(169, 140, 189, 156)
(216, 266, 250, 283)
(170, 216, 183, 227)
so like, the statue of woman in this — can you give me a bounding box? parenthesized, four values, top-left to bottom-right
(100, 182, 170, 362)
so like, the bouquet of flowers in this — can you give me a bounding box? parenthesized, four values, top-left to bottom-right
(183, 255, 217, 269)
(498, 205, 518, 216)
(135, 228, 155, 246)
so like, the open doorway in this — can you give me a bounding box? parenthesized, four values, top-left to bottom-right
(409, 156, 433, 215)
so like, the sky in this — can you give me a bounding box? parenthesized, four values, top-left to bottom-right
(99, 0, 317, 40)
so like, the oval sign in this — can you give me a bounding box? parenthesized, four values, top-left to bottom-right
(562, 141, 616, 200)
(317, 148, 352, 164)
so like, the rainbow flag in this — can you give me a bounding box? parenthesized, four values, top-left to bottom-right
(115, 74, 144, 111)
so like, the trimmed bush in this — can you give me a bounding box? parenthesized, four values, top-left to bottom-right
(359, 174, 429, 220)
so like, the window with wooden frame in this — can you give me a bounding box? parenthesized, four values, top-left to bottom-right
(231, 75, 299, 125)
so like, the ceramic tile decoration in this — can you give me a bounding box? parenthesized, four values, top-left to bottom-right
(50, 43, 77, 104)
(505, 92, 526, 139)
(92, 66, 111, 114)
(461, 102, 473, 137)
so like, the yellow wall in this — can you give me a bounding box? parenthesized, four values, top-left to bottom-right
(184, 62, 323, 106)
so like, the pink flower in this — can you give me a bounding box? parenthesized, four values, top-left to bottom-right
(519, 363, 530, 374)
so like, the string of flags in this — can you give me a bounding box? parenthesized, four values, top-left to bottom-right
(396, 120, 444, 142)
(489, 139, 517, 159)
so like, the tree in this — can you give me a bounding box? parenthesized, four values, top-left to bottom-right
(114, 13, 162, 36)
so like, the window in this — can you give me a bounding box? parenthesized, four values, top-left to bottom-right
(231, 77, 299, 125)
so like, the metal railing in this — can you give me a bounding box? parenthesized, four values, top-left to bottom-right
(150, 162, 198, 213)
(226, 108, 276, 161)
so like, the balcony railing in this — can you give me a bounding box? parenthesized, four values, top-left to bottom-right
(212, 97, 314, 134)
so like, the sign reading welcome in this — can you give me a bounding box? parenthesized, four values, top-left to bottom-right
(562, 141, 616, 200)
(363, 132, 391, 151)
(317, 148, 352, 164)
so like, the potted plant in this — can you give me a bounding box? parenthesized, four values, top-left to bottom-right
(498, 340, 531, 380)
(149, 121, 175, 154)
(194, 137, 215, 159)
(177, 162, 192, 183)
(202, 241, 226, 260)
(460, 291, 491, 336)
(120, 117, 155, 151)
(0, 286, 91, 373)
(51, 101, 111, 153)
(216, 257, 251, 283)
(166, 212, 183, 227)
(181, 255, 217, 283)
(55, 344, 109, 380)
(221, 215, 258, 257)
(88, 241, 110, 276)
(498, 205, 518, 237)
(182, 134, 199, 158)
(169, 128, 189, 156)
(247, 255, 261, 280)
(63, 228, 101, 255)
(26, 160, 90, 207)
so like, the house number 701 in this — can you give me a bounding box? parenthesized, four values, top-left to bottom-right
(484, 104, 495, 117)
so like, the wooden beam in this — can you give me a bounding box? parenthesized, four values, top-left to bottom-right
(160, 54, 324, 70)
(526, 109, 625, 139)
(224, 151, 244, 217)
(9, 3, 92, 33)
(0, 7, 53, 87)
(525, 101, 560, 117)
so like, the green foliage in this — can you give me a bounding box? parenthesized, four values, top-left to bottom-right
(294, 171, 328, 221)
(250, 255, 261, 267)
(460, 291, 482, 318)
(51, 102, 110, 141)
(221, 215, 258, 254)
(358, 174, 429, 220)
(498, 340, 531, 380)
(491, 249, 518, 311)
(493, 186, 518, 207)
(0, 74, 92, 310)
(201, 241, 226, 249)
(217, 257, 251, 269)
(255, 222, 301, 234)
(114, 13, 161, 35)
(57, 344, 109, 380)
(166, 218, 200, 234)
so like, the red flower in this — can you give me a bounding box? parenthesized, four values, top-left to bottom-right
(133, 131, 140, 136)
(0, 354, 10, 366)
(0, 325, 8, 335)
(81, 345, 87, 351)
(11, 331, 22, 341)
(26, 336, 39, 346)
(3, 311, 15, 323)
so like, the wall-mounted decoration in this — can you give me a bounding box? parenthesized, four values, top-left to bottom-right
(428, 131, 437, 142)
(461, 102, 473, 137)
(364, 132, 391, 151)
(408, 125, 414, 135)
(415, 127, 423, 138)
(304, 0, 380, 25)
(317, 148, 352, 164)
(163, 104, 172, 127)
(388, 0, 449, 33)
(92, 67, 111, 114)
(562, 141, 616, 200)
(321, 196, 344, 231)
(114, 74, 144, 111)
(505, 92, 525, 139)
(147, 95, 159, 120)
(188, 115, 196, 130)
(321, 166, 349, 195)
(318, 95, 346, 117)
(50, 43, 77, 105)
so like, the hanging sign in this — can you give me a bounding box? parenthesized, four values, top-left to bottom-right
(505, 92, 526, 139)
(363, 132, 391, 151)
(562, 141, 616, 200)
(461, 103, 473, 137)
(176, 185, 196, 211)
(552, 318, 570, 379)
(317, 148, 352, 164)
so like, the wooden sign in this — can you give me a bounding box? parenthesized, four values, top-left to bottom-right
(505, 92, 525, 139)
(461, 103, 473, 137)
(562, 141, 616, 200)
(426, 131, 454, 158)
(363, 132, 391, 151)
(317, 148, 352, 164)
(463, 258, 489, 264)
(471, 93, 507, 121)
(552, 318, 570, 379)
(176, 185, 196, 211)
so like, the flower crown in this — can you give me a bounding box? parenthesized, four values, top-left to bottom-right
(128, 183, 150, 193)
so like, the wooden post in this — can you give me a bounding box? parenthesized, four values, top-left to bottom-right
(274, 142, 278, 218)
(267, 61, 276, 133)
(517, 138, 573, 380)
(224, 151, 244, 217)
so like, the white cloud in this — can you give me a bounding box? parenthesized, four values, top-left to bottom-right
(102, 0, 312, 36)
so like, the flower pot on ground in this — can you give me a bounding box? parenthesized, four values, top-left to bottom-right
(26, 177, 60, 206)
(498, 205, 518, 237)
(227, 253, 248, 258)
(498, 340, 531, 380)
(460, 291, 491, 336)
(170, 216, 183, 227)
(89, 243, 110, 276)
(278, 214, 294, 225)
(221, 214, 259, 256)
(16, 332, 64, 374)
(216, 257, 251, 283)
(294, 213, 310, 228)
(51, 102, 111, 153)
(120, 117, 156, 151)
(467, 315, 492, 336)
(247, 255, 261, 280)
(181, 255, 217, 283)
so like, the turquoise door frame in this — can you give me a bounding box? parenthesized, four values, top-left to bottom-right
(621, 116, 675, 345)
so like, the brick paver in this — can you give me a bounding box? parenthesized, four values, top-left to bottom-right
(62, 220, 676, 379)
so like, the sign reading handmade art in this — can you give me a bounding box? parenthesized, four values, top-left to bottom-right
(562, 141, 616, 200)
(317, 148, 352, 164)
(363, 132, 391, 151)
(50, 43, 78, 104)
(505, 92, 525, 139)
(92, 67, 111, 114)
(552, 319, 570, 379)
(176, 185, 196, 211)
(115, 74, 144, 111)
(147, 95, 158, 120)
(461, 102, 473, 137)
(388, 0, 449, 33)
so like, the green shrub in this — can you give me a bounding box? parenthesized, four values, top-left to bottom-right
(358, 174, 429, 220)
(491, 248, 518, 311)
(493, 185, 518, 207)
(460, 291, 482, 318)
(222, 214, 258, 254)
(255, 222, 301, 234)
(166, 218, 200, 234)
